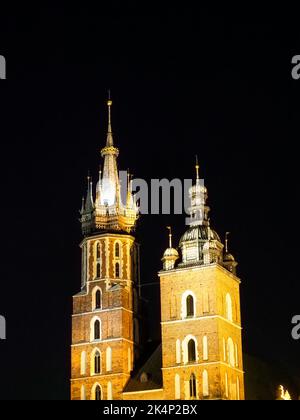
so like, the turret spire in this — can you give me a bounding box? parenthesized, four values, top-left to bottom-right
(85, 174, 94, 212)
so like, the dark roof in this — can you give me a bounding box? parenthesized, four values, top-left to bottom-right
(179, 225, 221, 245)
(124, 344, 163, 393)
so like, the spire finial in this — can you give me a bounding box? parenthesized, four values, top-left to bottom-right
(195, 155, 200, 180)
(167, 226, 173, 248)
(225, 231, 230, 253)
(107, 90, 112, 131)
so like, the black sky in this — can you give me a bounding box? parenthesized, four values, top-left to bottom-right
(0, 6, 300, 399)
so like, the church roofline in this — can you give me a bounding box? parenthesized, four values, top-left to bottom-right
(158, 262, 241, 284)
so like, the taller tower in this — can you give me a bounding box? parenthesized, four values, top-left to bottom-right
(159, 162, 245, 400)
(71, 99, 140, 401)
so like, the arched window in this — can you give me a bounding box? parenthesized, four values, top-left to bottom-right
(203, 336, 208, 361)
(186, 295, 194, 317)
(96, 242, 101, 259)
(203, 370, 209, 397)
(115, 242, 120, 258)
(80, 351, 86, 375)
(188, 339, 196, 362)
(189, 373, 197, 399)
(225, 293, 233, 322)
(227, 337, 235, 367)
(115, 263, 120, 278)
(95, 290, 101, 310)
(175, 374, 181, 399)
(96, 262, 101, 278)
(106, 347, 112, 372)
(94, 320, 101, 340)
(95, 385, 102, 401)
(94, 350, 101, 374)
(181, 291, 196, 319)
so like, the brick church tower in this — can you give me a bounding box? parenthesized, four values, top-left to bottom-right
(70, 99, 140, 400)
(159, 162, 245, 400)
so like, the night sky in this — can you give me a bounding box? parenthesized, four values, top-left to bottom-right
(0, 6, 300, 400)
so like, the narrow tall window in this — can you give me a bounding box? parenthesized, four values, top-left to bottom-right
(81, 385, 86, 400)
(226, 293, 233, 322)
(189, 373, 197, 399)
(95, 385, 102, 401)
(95, 290, 101, 310)
(115, 262, 120, 278)
(94, 351, 101, 374)
(188, 339, 196, 362)
(96, 262, 101, 278)
(96, 242, 101, 259)
(80, 351, 86, 375)
(106, 347, 112, 372)
(115, 242, 120, 258)
(94, 320, 101, 340)
(227, 337, 235, 367)
(203, 370, 209, 397)
(186, 295, 194, 317)
(107, 381, 113, 400)
(175, 374, 181, 399)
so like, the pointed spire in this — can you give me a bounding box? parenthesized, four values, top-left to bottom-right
(225, 231, 230, 253)
(195, 155, 200, 181)
(126, 170, 133, 208)
(106, 90, 114, 147)
(85, 173, 94, 212)
(167, 226, 173, 248)
(80, 196, 85, 214)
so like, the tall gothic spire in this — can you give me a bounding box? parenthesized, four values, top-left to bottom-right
(80, 97, 139, 236)
(101, 95, 120, 206)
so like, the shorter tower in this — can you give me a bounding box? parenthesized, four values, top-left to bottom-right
(159, 163, 245, 400)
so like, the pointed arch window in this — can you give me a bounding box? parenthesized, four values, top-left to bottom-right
(95, 385, 102, 401)
(94, 320, 101, 340)
(94, 350, 101, 374)
(188, 339, 196, 362)
(189, 373, 197, 399)
(186, 295, 194, 317)
(115, 262, 120, 278)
